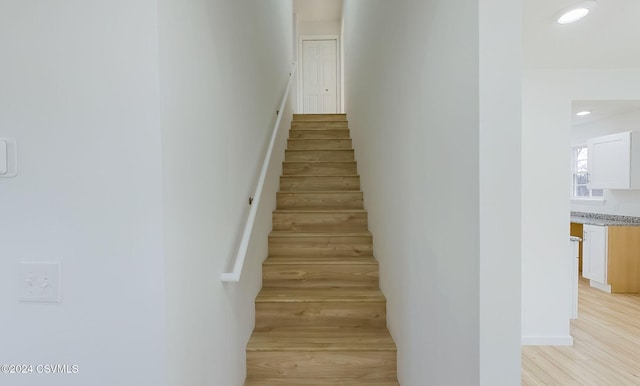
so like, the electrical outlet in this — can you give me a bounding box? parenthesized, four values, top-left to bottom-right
(19, 262, 61, 303)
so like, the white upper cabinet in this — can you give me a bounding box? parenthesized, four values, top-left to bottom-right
(588, 131, 640, 189)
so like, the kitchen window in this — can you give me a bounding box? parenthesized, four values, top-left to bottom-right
(572, 145, 604, 199)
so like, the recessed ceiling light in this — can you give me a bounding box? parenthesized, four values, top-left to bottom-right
(556, 1, 596, 24)
(576, 111, 592, 116)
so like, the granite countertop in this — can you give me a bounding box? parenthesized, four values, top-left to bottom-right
(570, 211, 640, 226)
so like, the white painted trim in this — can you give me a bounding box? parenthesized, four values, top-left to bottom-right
(589, 280, 612, 293)
(571, 144, 605, 201)
(521, 336, 574, 346)
(297, 34, 341, 113)
(340, 2, 346, 113)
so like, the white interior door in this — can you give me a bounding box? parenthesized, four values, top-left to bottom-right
(302, 39, 338, 113)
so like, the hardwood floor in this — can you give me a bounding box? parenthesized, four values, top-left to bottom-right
(522, 278, 640, 385)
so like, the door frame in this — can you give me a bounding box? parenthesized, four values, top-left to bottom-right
(297, 34, 341, 114)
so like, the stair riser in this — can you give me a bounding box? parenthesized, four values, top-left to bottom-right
(280, 176, 360, 191)
(273, 212, 368, 232)
(283, 162, 357, 176)
(289, 130, 350, 139)
(262, 263, 379, 288)
(291, 122, 349, 130)
(255, 302, 386, 328)
(293, 114, 347, 122)
(246, 351, 396, 380)
(277, 192, 364, 209)
(268, 236, 373, 257)
(285, 150, 354, 162)
(288, 139, 352, 150)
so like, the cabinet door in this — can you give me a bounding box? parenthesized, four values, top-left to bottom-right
(583, 225, 607, 283)
(582, 228, 592, 279)
(588, 132, 631, 189)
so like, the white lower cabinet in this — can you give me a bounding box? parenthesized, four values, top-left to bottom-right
(571, 239, 579, 319)
(582, 224, 608, 285)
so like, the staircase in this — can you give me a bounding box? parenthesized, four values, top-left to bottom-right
(244, 114, 399, 386)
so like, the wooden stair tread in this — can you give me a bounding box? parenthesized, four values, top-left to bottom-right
(280, 175, 360, 192)
(288, 139, 353, 150)
(286, 149, 353, 152)
(289, 129, 350, 131)
(290, 129, 350, 131)
(280, 174, 359, 177)
(245, 379, 399, 385)
(283, 161, 356, 164)
(256, 288, 385, 303)
(291, 122, 349, 127)
(289, 129, 350, 135)
(288, 139, 351, 142)
(247, 327, 396, 352)
(269, 231, 372, 237)
(277, 190, 364, 194)
(274, 205, 365, 211)
(293, 114, 347, 121)
(281, 174, 359, 177)
(290, 126, 350, 131)
(276, 192, 365, 210)
(274, 209, 367, 213)
(285, 150, 355, 162)
(280, 174, 360, 179)
(264, 256, 377, 265)
(280, 174, 360, 177)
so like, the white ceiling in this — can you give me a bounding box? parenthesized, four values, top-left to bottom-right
(293, 0, 343, 21)
(525, 2, 640, 128)
(523, 0, 640, 69)
(572, 100, 640, 126)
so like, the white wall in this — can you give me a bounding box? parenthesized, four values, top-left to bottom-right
(479, 0, 522, 383)
(522, 69, 640, 345)
(299, 20, 341, 36)
(293, 13, 300, 67)
(157, 0, 293, 385)
(573, 110, 640, 144)
(343, 0, 521, 385)
(0, 1, 167, 385)
(571, 109, 640, 216)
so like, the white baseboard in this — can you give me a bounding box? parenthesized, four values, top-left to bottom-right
(521, 336, 574, 346)
(590, 280, 611, 293)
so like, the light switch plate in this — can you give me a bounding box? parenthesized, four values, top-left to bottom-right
(0, 138, 17, 178)
(19, 262, 61, 303)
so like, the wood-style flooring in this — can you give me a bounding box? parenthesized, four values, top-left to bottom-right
(522, 278, 640, 385)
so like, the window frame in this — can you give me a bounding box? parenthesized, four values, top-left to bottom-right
(571, 144, 605, 203)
